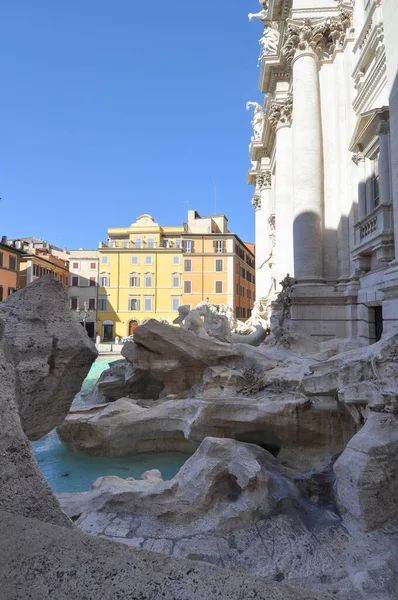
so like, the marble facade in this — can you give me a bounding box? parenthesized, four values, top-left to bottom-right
(248, 0, 398, 343)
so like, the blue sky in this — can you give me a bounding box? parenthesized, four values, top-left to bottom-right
(0, 1, 264, 250)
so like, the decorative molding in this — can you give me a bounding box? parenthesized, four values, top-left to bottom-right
(268, 95, 293, 128)
(256, 170, 272, 191)
(251, 192, 262, 211)
(282, 8, 353, 64)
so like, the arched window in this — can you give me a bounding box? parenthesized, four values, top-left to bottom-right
(144, 272, 153, 287)
(172, 272, 180, 288)
(130, 272, 140, 287)
(99, 272, 110, 287)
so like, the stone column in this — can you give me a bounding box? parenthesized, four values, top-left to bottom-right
(377, 120, 391, 205)
(252, 171, 273, 298)
(268, 97, 294, 287)
(353, 153, 367, 220)
(284, 21, 325, 283)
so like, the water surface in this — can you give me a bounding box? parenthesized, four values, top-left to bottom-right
(31, 356, 190, 492)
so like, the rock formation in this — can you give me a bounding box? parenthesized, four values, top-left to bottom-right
(0, 276, 97, 524)
(0, 276, 337, 600)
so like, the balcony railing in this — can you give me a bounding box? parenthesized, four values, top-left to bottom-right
(353, 203, 394, 263)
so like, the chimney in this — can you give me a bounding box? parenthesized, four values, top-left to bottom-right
(1, 236, 7, 244)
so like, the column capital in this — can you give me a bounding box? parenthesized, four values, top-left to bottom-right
(282, 9, 352, 64)
(352, 152, 365, 165)
(256, 170, 272, 191)
(268, 96, 293, 129)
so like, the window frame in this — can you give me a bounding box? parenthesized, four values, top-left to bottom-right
(215, 280, 223, 294)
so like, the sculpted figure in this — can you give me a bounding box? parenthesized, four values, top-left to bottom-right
(248, 0, 269, 25)
(173, 305, 209, 339)
(246, 101, 265, 141)
(259, 23, 280, 59)
(196, 302, 232, 343)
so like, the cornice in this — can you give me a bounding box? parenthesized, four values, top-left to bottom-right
(352, 51, 387, 114)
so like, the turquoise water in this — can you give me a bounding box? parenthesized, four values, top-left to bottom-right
(31, 357, 190, 493)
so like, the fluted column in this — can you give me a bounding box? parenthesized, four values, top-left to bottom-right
(269, 97, 294, 287)
(252, 171, 273, 298)
(284, 22, 325, 283)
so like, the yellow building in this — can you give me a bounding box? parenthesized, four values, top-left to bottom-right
(97, 212, 255, 341)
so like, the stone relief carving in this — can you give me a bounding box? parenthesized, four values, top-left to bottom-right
(282, 10, 352, 64)
(258, 23, 280, 61)
(251, 192, 261, 211)
(267, 96, 293, 128)
(246, 101, 266, 141)
(248, 0, 269, 25)
(256, 170, 272, 191)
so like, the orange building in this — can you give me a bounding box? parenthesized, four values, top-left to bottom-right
(0, 239, 23, 301)
(8, 238, 69, 289)
(181, 211, 255, 320)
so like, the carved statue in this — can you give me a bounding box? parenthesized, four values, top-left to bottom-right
(246, 101, 265, 141)
(196, 302, 232, 343)
(173, 305, 209, 339)
(248, 0, 269, 25)
(258, 23, 280, 60)
(269, 274, 297, 347)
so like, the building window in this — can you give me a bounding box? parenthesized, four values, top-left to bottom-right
(372, 154, 380, 208)
(98, 297, 108, 311)
(145, 255, 153, 265)
(122, 240, 129, 248)
(90, 262, 96, 269)
(175, 239, 182, 249)
(214, 240, 224, 253)
(129, 297, 140, 311)
(184, 281, 192, 294)
(242, 308, 246, 319)
(131, 255, 139, 265)
(147, 237, 155, 248)
(100, 274, 109, 287)
(88, 298, 96, 310)
(240, 285, 244, 297)
(33, 264, 40, 277)
(144, 297, 153, 311)
(235, 262, 239, 275)
(183, 240, 192, 253)
(130, 273, 140, 287)
(172, 296, 180, 311)
(71, 276, 79, 287)
(8, 287, 16, 296)
(89, 277, 96, 287)
(72, 262, 79, 269)
(172, 273, 180, 288)
(134, 237, 142, 249)
(70, 297, 78, 310)
(184, 259, 192, 272)
(144, 273, 153, 287)
(0, 253, 3, 267)
(236, 283, 239, 295)
(241, 267, 245, 278)
(0, 286, 3, 301)
(215, 281, 223, 294)
(173, 256, 180, 265)
(161, 239, 169, 248)
(215, 259, 223, 272)
(109, 240, 118, 248)
(101, 256, 109, 265)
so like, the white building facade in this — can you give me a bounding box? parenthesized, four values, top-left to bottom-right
(68, 250, 98, 339)
(248, 0, 398, 343)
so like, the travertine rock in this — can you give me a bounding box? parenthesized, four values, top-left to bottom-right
(122, 319, 240, 397)
(58, 437, 311, 529)
(0, 276, 97, 525)
(334, 412, 398, 531)
(0, 276, 98, 440)
(57, 393, 357, 464)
